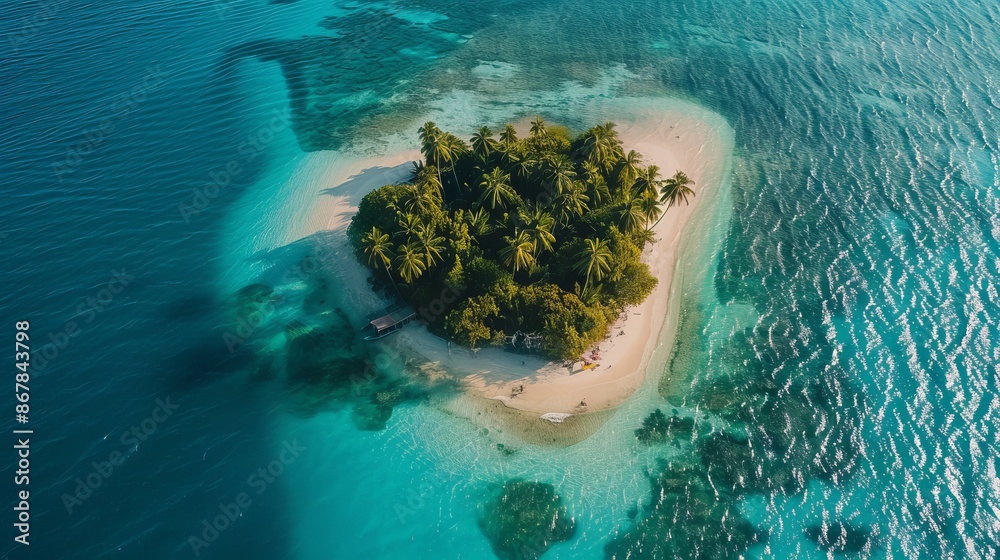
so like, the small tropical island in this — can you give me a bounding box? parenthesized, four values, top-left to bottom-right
(347, 118, 694, 363)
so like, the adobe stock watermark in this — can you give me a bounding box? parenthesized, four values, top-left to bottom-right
(61, 396, 180, 514)
(52, 64, 169, 181)
(187, 440, 306, 556)
(5, 0, 69, 53)
(178, 107, 292, 223)
(34, 269, 136, 374)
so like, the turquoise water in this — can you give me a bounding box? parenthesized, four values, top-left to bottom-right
(2, 0, 998, 558)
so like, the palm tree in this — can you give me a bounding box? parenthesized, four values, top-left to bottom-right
(529, 117, 546, 138)
(396, 212, 426, 241)
(659, 171, 695, 208)
(418, 121, 440, 144)
(506, 152, 535, 181)
(587, 174, 611, 208)
(499, 231, 536, 273)
(632, 227, 656, 246)
(394, 242, 427, 285)
(653, 171, 695, 227)
(574, 237, 612, 293)
(575, 129, 600, 165)
(619, 198, 647, 234)
(361, 227, 393, 271)
(522, 208, 556, 256)
(399, 185, 428, 215)
(402, 173, 442, 215)
(599, 121, 619, 139)
(542, 157, 577, 195)
(418, 122, 441, 163)
(437, 133, 465, 190)
(418, 121, 440, 146)
(409, 160, 426, 181)
(579, 131, 607, 170)
(477, 168, 515, 210)
(361, 227, 402, 297)
(639, 194, 663, 226)
(471, 126, 496, 160)
(615, 150, 643, 195)
(581, 161, 611, 207)
(412, 162, 443, 199)
(632, 165, 662, 200)
(499, 123, 518, 151)
(419, 122, 445, 186)
(466, 206, 493, 237)
(416, 228, 445, 267)
(576, 126, 619, 173)
(581, 161, 602, 182)
(556, 182, 590, 224)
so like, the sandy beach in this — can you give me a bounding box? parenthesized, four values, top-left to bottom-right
(292, 98, 734, 421)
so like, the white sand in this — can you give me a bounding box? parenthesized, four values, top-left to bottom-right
(286, 149, 422, 243)
(292, 99, 734, 418)
(277, 149, 422, 313)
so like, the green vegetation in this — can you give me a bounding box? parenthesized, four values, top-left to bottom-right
(348, 119, 693, 359)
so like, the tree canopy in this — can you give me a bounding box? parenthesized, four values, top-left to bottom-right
(348, 119, 693, 359)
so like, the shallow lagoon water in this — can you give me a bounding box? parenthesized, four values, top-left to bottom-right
(1, 0, 998, 558)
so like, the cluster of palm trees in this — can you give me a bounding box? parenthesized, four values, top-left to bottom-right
(361, 228, 432, 287)
(575, 237, 613, 294)
(358, 118, 695, 294)
(476, 120, 694, 285)
(360, 211, 445, 286)
(417, 122, 464, 190)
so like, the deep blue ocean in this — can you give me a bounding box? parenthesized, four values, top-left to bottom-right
(1, 0, 998, 558)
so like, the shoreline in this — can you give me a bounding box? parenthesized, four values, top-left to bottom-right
(289, 97, 734, 431)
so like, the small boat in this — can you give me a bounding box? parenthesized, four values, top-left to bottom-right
(363, 304, 418, 340)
